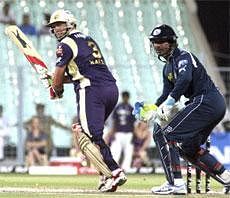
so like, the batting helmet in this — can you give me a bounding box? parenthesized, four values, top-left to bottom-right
(47, 9, 76, 28)
(47, 9, 77, 41)
(149, 24, 177, 44)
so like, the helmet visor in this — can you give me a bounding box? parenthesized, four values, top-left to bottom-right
(150, 37, 175, 44)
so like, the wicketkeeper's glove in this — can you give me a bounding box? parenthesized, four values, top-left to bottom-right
(157, 95, 176, 121)
(133, 102, 158, 123)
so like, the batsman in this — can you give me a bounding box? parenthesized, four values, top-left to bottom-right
(46, 9, 127, 192)
(134, 24, 230, 195)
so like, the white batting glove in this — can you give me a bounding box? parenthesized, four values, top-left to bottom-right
(157, 96, 176, 121)
(39, 73, 52, 88)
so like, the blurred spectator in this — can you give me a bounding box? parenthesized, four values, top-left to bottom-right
(108, 91, 136, 172)
(0, 2, 16, 25)
(132, 121, 152, 169)
(25, 116, 48, 166)
(24, 103, 70, 156)
(0, 105, 9, 161)
(38, 13, 50, 36)
(19, 14, 37, 36)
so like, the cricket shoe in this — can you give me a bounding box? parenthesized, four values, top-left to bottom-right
(98, 174, 106, 191)
(223, 185, 230, 194)
(99, 168, 127, 192)
(219, 170, 230, 184)
(151, 179, 187, 195)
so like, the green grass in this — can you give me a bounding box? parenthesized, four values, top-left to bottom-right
(0, 173, 227, 198)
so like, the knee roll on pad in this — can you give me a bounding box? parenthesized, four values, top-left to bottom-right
(77, 132, 112, 177)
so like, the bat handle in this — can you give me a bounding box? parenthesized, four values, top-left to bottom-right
(49, 87, 57, 99)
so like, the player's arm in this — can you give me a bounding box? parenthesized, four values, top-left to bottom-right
(169, 55, 193, 101)
(63, 75, 73, 83)
(52, 65, 65, 98)
(52, 42, 74, 97)
(155, 66, 174, 106)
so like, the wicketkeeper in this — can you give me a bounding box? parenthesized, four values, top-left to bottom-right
(134, 24, 230, 195)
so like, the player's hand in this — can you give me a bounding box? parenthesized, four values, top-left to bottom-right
(133, 102, 158, 122)
(39, 73, 52, 88)
(49, 87, 60, 100)
(50, 87, 63, 100)
(72, 123, 82, 133)
(157, 96, 176, 121)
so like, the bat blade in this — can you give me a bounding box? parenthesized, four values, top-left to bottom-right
(5, 25, 47, 71)
(5, 25, 56, 98)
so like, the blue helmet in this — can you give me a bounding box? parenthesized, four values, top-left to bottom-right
(149, 24, 177, 44)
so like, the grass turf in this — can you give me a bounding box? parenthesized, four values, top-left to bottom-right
(0, 173, 227, 197)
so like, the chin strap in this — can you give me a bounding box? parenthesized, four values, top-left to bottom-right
(158, 55, 167, 63)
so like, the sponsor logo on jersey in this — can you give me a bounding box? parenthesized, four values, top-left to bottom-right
(56, 45, 63, 57)
(167, 72, 174, 81)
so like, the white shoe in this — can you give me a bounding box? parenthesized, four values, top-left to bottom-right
(151, 179, 187, 195)
(219, 170, 230, 184)
(99, 168, 127, 192)
(98, 174, 106, 190)
(223, 185, 230, 194)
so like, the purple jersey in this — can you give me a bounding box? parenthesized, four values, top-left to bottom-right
(112, 103, 136, 132)
(55, 30, 116, 89)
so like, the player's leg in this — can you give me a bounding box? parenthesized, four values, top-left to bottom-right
(94, 85, 127, 192)
(168, 141, 183, 181)
(167, 91, 229, 186)
(77, 85, 127, 192)
(77, 86, 119, 171)
(151, 123, 186, 195)
(179, 145, 230, 185)
(72, 123, 112, 177)
(152, 123, 174, 185)
(179, 139, 230, 185)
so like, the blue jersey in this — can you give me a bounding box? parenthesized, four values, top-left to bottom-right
(55, 30, 116, 89)
(155, 48, 217, 106)
(112, 103, 136, 132)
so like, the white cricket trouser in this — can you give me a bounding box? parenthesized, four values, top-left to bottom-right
(0, 137, 4, 159)
(110, 132, 133, 171)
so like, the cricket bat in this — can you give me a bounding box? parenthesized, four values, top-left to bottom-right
(5, 25, 56, 99)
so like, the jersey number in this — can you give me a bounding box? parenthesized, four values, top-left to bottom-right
(87, 41, 102, 59)
(87, 41, 105, 65)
